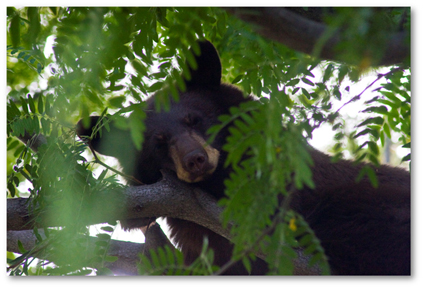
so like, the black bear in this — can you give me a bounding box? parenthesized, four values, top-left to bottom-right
(77, 40, 410, 275)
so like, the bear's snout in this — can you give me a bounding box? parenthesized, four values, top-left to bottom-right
(169, 132, 220, 183)
(183, 149, 208, 175)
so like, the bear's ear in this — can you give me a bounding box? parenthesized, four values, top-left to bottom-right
(185, 40, 222, 89)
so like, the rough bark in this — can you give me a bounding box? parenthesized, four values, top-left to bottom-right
(7, 170, 230, 237)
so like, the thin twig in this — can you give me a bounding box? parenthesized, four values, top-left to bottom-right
(336, 67, 404, 114)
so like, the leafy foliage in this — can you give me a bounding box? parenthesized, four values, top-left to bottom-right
(138, 239, 218, 275)
(7, 7, 410, 275)
(7, 92, 124, 275)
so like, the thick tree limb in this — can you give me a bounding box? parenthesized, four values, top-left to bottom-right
(7, 170, 230, 237)
(7, 229, 144, 275)
(226, 7, 409, 66)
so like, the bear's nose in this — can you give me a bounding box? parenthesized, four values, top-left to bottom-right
(183, 149, 208, 174)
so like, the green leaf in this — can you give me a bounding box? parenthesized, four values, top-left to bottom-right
(149, 249, 160, 267)
(382, 123, 391, 139)
(31, 116, 40, 134)
(37, 95, 44, 114)
(184, 48, 198, 71)
(232, 74, 243, 84)
(367, 166, 379, 188)
(309, 252, 324, 267)
(367, 141, 379, 155)
(44, 94, 52, 116)
(10, 14, 20, 48)
(7, 139, 20, 151)
(338, 64, 349, 84)
(241, 256, 252, 274)
(304, 243, 317, 255)
(361, 106, 388, 114)
(381, 91, 402, 105)
(98, 169, 108, 182)
(299, 234, 313, 246)
(334, 132, 344, 140)
(108, 85, 125, 92)
(301, 88, 311, 99)
(108, 96, 126, 108)
(401, 153, 410, 162)
(358, 117, 384, 127)
(7, 100, 21, 120)
(7, 182, 16, 197)
(286, 78, 300, 87)
(165, 245, 175, 267)
(148, 81, 164, 92)
(17, 240, 26, 253)
(301, 77, 314, 86)
(131, 59, 148, 76)
(356, 166, 379, 188)
(323, 64, 334, 83)
(333, 85, 341, 100)
(354, 128, 371, 139)
(27, 7, 41, 44)
(129, 107, 145, 150)
(40, 117, 50, 135)
(28, 95, 36, 113)
(104, 256, 118, 263)
(20, 97, 29, 114)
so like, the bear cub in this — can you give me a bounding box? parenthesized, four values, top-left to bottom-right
(77, 40, 410, 275)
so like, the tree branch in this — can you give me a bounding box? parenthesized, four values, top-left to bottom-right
(226, 7, 409, 66)
(7, 229, 144, 275)
(7, 170, 230, 237)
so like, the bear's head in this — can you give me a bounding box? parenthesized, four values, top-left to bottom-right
(77, 40, 252, 198)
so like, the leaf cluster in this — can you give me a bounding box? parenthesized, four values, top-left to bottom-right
(8, 224, 119, 276)
(138, 239, 218, 275)
(7, 93, 124, 275)
(208, 90, 330, 274)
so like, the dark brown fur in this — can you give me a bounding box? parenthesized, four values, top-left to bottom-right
(77, 40, 410, 275)
(291, 150, 410, 275)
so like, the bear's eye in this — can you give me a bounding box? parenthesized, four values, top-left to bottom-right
(154, 134, 167, 149)
(184, 114, 202, 127)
